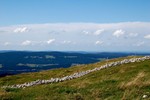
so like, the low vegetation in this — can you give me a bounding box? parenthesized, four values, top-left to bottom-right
(45, 55, 56, 59)
(17, 63, 58, 68)
(0, 64, 2, 68)
(0, 56, 150, 100)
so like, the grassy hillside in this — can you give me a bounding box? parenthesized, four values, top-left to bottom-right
(0, 56, 150, 100)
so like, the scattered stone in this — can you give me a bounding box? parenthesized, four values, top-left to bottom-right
(143, 94, 148, 99)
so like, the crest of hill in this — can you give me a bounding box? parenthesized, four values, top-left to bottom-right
(0, 56, 150, 100)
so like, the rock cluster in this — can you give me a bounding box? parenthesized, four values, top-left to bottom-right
(2, 56, 150, 89)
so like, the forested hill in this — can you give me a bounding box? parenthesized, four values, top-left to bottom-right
(0, 51, 149, 76)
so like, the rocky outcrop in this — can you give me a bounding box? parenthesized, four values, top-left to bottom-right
(2, 56, 150, 89)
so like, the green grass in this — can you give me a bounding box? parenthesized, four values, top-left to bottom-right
(0, 64, 2, 68)
(45, 55, 55, 59)
(0, 56, 150, 100)
(17, 63, 58, 68)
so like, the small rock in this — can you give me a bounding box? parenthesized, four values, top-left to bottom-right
(143, 94, 148, 99)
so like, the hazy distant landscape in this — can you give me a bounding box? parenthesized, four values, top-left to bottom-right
(0, 51, 149, 77)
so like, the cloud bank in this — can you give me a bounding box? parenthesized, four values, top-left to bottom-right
(0, 22, 150, 52)
(144, 34, 150, 39)
(14, 27, 29, 33)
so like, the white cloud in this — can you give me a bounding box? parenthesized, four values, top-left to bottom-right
(21, 39, 56, 46)
(47, 39, 55, 44)
(136, 41, 145, 46)
(113, 29, 125, 37)
(95, 41, 103, 45)
(83, 30, 89, 35)
(61, 40, 76, 45)
(128, 33, 138, 37)
(93, 29, 104, 36)
(14, 27, 28, 33)
(144, 34, 150, 39)
(0, 22, 150, 35)
(21, 40, 32, 46)
(83, 29, 104, 36)
(0, 22, 150, 51)
(62, 40, 71, 44)
(4, 42, 11, 46)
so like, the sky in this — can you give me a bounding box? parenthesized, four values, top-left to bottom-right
(0, 0, 150, 52)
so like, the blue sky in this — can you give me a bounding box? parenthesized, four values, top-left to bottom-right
(0, 0, 150, 25)
(0, 0, 150, 52)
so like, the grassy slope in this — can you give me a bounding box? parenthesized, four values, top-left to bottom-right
(0, 56, 150, 100)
